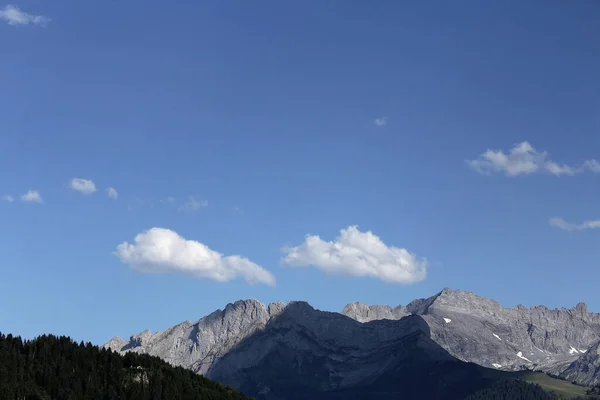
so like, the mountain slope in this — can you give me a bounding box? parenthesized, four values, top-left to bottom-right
(106, 299, 283, 375)
(342, 288, 600, 383)
(105, 298, 593, 399)
(206, 302, 454, 398)
(105, 288, 600, 392)
(0, 332, 250, 400)
(206, 302, 589, 400)
(341, 302, 410, 322)
(561, 341, 600, 386)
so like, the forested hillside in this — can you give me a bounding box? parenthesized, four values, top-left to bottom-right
(0, 332, 251, 400)
(466, 379, 600, 400)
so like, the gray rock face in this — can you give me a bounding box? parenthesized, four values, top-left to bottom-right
(104, 336, 126, 351)
(105, 299, 278, 375)
(341, 302, 410, 323)
(105, 288, 600, 388)
(561, 340, 600, 386)
(207, 302, 454, 397)
(341, 288, 600, 385)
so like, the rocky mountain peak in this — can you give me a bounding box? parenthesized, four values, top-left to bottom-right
(131, 329, 152, 346)
(573, 302, 589, 315)
(404, 294, 438, 315)
(273, 301, 318, 323)
(342, 289, 600, 383)
(440, 287, 454, 295)
(409, 288, 507, 320)
(286, 300, 313, 308)
(223, 298, 267, 316)
(104, 336, 125, 352)
(267, 301, 286, 318)
(342, 302, 410, 323)
(340, 288, 484, 323)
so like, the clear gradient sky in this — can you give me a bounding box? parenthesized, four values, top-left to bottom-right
(1, 0, 599, 345)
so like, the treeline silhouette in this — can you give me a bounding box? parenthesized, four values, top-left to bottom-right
(0, 332, 251, 400)
(465, 380, 558, 400)
(586, 385, 600, 397)
(466, 379, 600, 400)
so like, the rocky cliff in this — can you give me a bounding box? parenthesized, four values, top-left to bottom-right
(105, 299, 282, 375)
(206, 302, 461, 398)
(561, 340, 600, 386)
(341, 288, 600, 385)
(105, 288, 600, 388)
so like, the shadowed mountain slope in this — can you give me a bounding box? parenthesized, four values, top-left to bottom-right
(105, 296, 594, 399)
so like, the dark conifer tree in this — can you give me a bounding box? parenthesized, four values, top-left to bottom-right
(0, 332, 252, 400)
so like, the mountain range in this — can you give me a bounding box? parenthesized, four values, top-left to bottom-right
(104, 288, 600, 399)
(343, 288, 600, 378)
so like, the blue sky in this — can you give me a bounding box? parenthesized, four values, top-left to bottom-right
(1, 0, 599, 345)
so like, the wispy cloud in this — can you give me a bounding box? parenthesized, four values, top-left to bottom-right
(584, 159, 600, 173)
(21, 190, 43, 203)
(107, 187, 118, 200)
(468, 142, 599, 177)
(549, 217, 600, 232)
(69, 178, 97, 195)
(114, 228, 276, 286)
(1, 194, 14, 202)
(232, 206, 244, 215)
(282, 225, 427, 284)
(179, 196, 208, 212)
(160, 197, 176, 204)
(0, 5, 50, 26)
(374, 117, 388, 127)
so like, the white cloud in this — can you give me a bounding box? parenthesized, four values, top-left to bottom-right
(374, 117, 388, 127)
(160, 197, 176, 204)
(179, 196, 208, 212)
(282, 225, 427, 284)
(468, 142, 599, 177)
(549, 217, 600, 232)
(1, 195, 14, 202)
(21, 190, 43, 203)
(0, 5, 50, 26)
(114, 228, 276, 286)
(107, 187, 118, 200)
(69, 178, 97, 195)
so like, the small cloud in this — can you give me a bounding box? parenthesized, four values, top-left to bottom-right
(69, 178, 97, 195)
(549, 217, 600, 232)
(468, 142, 599, 177)
(107, 187, 118, 200)
(160, 197, 176, 204)
(584, 159, 600, 173)
(232, 206, 244, 215)
(0, 5, 50, 26)
(179, 196, 208, 212)
(374, 117, 388, 127)
(281, 225, 427, 284)
(114, 227, 276, 286)
(21, 190, 43, 203)
(1, 195, 14, 202)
